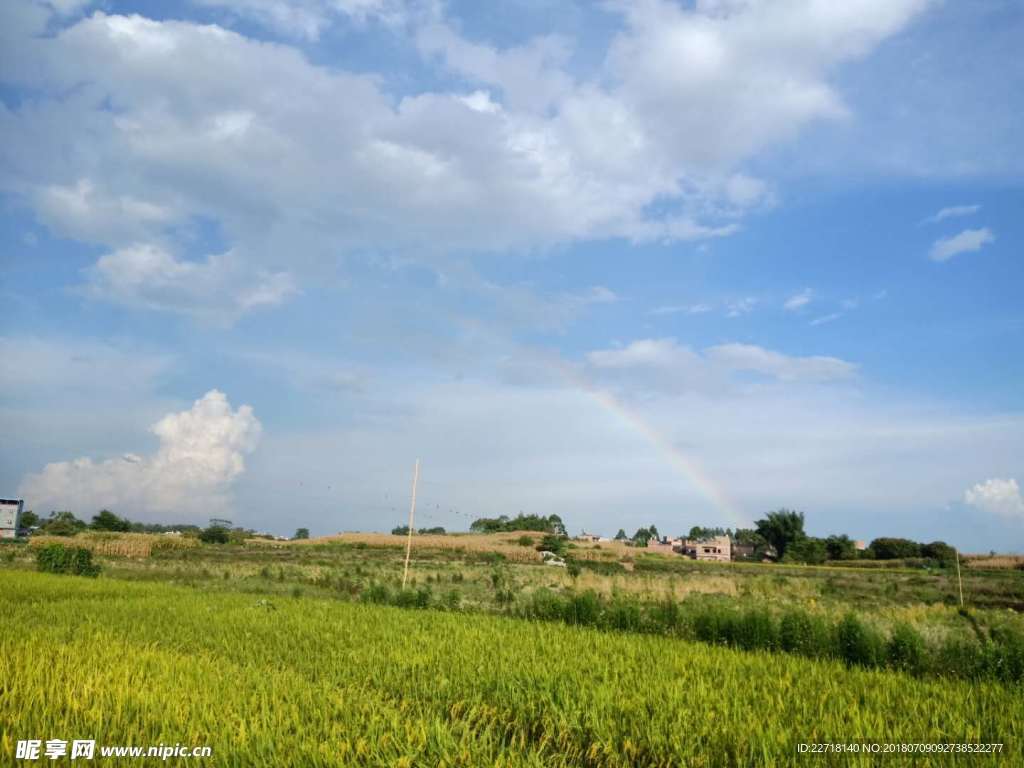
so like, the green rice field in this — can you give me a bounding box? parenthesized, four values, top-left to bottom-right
(2, 570, 1021, 766)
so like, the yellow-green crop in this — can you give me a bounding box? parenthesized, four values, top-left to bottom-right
(2, 572, 1020, 766)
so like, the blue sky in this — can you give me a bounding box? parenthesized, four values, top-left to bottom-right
(1, 0, 1021, 550)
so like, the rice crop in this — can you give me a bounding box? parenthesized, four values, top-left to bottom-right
(2, 571, 1021, 767)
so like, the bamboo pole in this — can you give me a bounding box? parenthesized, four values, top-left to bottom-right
(954, 546, 964, 608)
(401, 459, 420, 590)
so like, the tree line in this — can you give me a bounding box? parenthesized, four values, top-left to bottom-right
(593, 510, 960, 567)
(18, 509, 310, 543)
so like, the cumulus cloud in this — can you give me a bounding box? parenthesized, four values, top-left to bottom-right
(923, 204, 980, 224)
(0, 0, 934, 318)
(964, 478, 1024, 519)
(18, 390, 261, 519)
(929, 227, 995, 262)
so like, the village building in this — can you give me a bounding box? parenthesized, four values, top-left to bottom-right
(681, 535, 731, 562)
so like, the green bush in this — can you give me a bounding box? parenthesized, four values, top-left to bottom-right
(563, 591, 601, 626)
(734, 609, 779, 651)
(606, 598, 644, 632)
(987, 626, 1024, 682)
(35, 544, 100, 577)
(887, 623, 927, 674)
(837, 614, 885, 667)
(199, 526, 230, 544)
(779, 611, 832, 658)
(360, 583, 391, 605)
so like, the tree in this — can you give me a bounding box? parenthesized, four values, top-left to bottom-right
(868, 537, 921, 560)
(784, 537, 828, 565)
(293, 527, 310, 540)
(632, 527, 654, 546)
(470, 513, 566, 534)
(536, 534, 567, 556)
(199, 525, 230, 544)
(614, 528, 628, 541)
(733, 528, 764, 545)
(689, 525, 727, 540)
(921, 541, 957, 565)
(824, 534, 857, 561)
(754, 509, 806, 561)
(20, 510, 39, 529)
(42, 511, 87, 537)
(91, 509, 131, 532)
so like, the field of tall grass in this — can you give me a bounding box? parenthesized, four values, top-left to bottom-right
(2, 571, 1021, 766)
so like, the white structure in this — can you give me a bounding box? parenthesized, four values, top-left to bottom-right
(0, 498, 24, 539)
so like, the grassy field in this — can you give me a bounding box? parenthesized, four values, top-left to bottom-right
(2, 570, 1022, 767)
(3, 534, 1023, 764)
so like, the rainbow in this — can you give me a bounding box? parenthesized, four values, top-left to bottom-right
(547, 352, 747, 529)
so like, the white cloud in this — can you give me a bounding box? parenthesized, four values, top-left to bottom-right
(964, 478, 1024, 519)
(586, 337, 856, 394)
(809, 312, 843, 326)
(649, 303, 713, 316)
(605, 0, 932, 171)
(923, 204, 980, 224)
(784, 288, 813, 311)
(0, 1, 935, 312)
(82, 244, 298, 324)
(705, 342, 857, 383)
(192, 0, 407, 40)
(19, 390, 261, 519)
(34, 179, 177, 245)
(726, 297, 757, 317)
(929, 227, 995, 262)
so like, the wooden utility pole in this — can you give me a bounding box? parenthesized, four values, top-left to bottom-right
(954, 546, 965, 608)
(401, 459, 420, 590)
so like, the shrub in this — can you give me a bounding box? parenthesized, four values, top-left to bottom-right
(522, 588, 565, 621)
(35, 544, 100, 577)
(733, 609, 779, 651)
(779, 611, 832, 658)
(361, 583, 391, 605)
(887, 623, 927, 675)
(987, 626, 1024, 683)
(837, 614, 885, 667)
(199, 526, 230, 544)
(606, 598, 644, 632)
(563, 591, 601, 626)
(693, 605, 734, 646)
